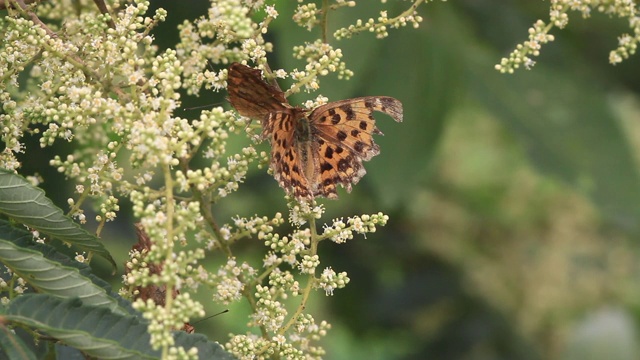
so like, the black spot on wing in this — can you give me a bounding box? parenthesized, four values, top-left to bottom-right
(338, 158, 349, 172)
(365, 98, 375, 109)
(285, 150, 294, 161)
(380, 96, 396, 108)
(321, 162, 333, 172)
(336, 131, 347, 141)
(324, 146, 334, 159)
(340, 105, 355, 120)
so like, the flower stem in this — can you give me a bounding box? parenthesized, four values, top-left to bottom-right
(161, 162, 175, 359)
(321, 0, 329, 43)
(278, 217, 318, 335)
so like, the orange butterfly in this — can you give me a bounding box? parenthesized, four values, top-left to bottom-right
(227, 63, 403, 200)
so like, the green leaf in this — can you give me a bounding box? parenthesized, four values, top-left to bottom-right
(0, 168, 116, 269)
(0, 219, 138, 316)
(7, 294, 160, 360)
(0, 324, 37, 360)
(174, 331, 237, 360)
(6, 294, 235, 360)
(55, 344, 87, 360)
(0, 237, 128, 315)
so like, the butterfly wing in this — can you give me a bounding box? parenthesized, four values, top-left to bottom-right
(227, 63, 288, 121)
(227, 63, 404, 200)
(265, 109, 316, 199)
(227, 63, 317, 199)
(308, 96, 403, 198)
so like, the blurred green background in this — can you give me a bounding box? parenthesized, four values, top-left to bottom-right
(31, 1, 640, 359)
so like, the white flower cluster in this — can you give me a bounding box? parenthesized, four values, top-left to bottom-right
(293, 1, 355, 31)
(211, 257, 256, 304)
(0, 267, 28, 304)
(333, 2, 425, 40)
(497, 0, 640, 73)
(133, 292, 204, 356)
(289, 40, 353, 93)
(288, 198, 324, 226)
(176, 0, 275, 95)
(317, 267, 350, 296)
(322, 212, 389, 243)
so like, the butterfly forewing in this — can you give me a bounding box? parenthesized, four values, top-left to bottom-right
(227, 63, 288, 121)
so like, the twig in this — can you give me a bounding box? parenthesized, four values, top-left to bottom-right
(92, 0, 115, 29)
(321, 0, 329, 43)
(0, 0, 40, 10)
(10, 0, 57, 38)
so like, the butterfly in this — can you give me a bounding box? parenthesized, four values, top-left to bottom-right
(227, 62, 403, 200)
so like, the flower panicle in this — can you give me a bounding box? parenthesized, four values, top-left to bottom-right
(496, 0, 640, 73)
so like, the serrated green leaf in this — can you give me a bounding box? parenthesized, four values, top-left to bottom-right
(0, 219, 138, 317)
(7, 294, 159, 360)
(0, 238, 126, 315)
(6, 294, 235, 360)
(0, 169, 116, 269)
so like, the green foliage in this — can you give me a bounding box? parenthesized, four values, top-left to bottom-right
(4, 294, 232, 359)
(0, 324, 37, 360)
(0, 176, 231, 358)
(0, 236, 123, 312)
(0, 169, 116, 268)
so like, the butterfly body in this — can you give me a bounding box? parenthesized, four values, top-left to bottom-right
(227, 63, 403, 200)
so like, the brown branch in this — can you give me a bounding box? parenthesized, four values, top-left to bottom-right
(10, 0, 57, 38)
(92, 0, 115, 29)
(0, 0, 41, 10)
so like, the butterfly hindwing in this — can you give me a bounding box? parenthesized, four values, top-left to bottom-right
(308, 96, 403, 195)
(312, 136, 366, 198)
(265, 110, 316, 199)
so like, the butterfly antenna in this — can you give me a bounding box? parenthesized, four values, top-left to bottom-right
(183, 101, 225, 111)
(192, 309, 229, 325)
(262, 62, 283, 92)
